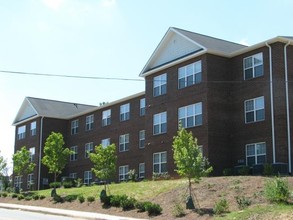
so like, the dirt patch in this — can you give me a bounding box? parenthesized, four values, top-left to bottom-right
(1, 176, 293, 219)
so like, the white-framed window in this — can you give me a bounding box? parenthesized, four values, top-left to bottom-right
(17, 125, 26, 140)
(69, 173, 77, 179)
(119, 165, 129, 181)
(178, 60, 202, 89)
(27, 173, 34, 189)
(85, 142, 94, 158)
(153, 152, 167, 174)
(85, 115, 94, 131)
(198, 145, 203, 155)
(153, 73, 167, 97)
(245, 96, 265, 123)
(101, 138, 110, 148)
(246, 142, 266, 166)
(14, 176, 22, 189)
(178, 102, 202, 128)
(139, 130, 145, 149)
(153, 112, 167, 135)
(139, 163, 145, 179)
(140, 98, 146, 116)
(29, 147, 35, 162)
(120, 103, 130, 121)
(119, 134, 129, 152)
(30, 121, 36, 136)
(70, 146, 78, 161)
(84, 171, 92, 185)
(102, 109, 111, 126)
(71, 119, 79, 135)
(244, 53, 263, 80)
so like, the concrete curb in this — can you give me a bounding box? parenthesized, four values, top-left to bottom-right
(0, 203, 147, 220)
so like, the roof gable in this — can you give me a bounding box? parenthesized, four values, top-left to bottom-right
(13, 99, 38, 124)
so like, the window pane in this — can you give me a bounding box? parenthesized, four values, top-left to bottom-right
(195, 72, 202, 83)
(255, 65, 263, 77)
(246, 145, 255, 156)
(161, 163, 167, 172)
(257, 155, 266, 164)
(187, 75, 193, 86)
(179, 78, 185, 89)
(187, 116, 194, 128)
(186, 64, 193, 76)
(256, 109, 265, 121)
(154, 125, 159, 134)
(161, 84, 167, 95)
(195, 103, 202, 114)
(195, 115, 202, 126)
(178, 108, 185, 119)
(187, 105, 193, 116)
(154, 154, 159, 163)
(245, 68, 253, 79)
(195, 61, 202, 73)
(161, 152, 167, 162)
(254, 53, 263, 65)
(247, 156, 255, 166)
(244, 57, 253, 68)
(255, 97, 264, 109)
(257, 143, 266, 154)
(245, 100, 254, 111)
(161, 123, 167, 133)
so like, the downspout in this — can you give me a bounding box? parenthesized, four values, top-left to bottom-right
(266, 42, 276, 164)
(284, 41, 292, 174)
(38, 116, 44, 190)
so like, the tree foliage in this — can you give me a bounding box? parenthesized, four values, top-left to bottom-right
(42, 132, 71, 183)
(90, 143, 117, 193)
(0, 151, 7, 177)
(12, 146, 35, 176)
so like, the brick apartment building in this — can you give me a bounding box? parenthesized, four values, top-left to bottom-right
(13, 27, 293, 190)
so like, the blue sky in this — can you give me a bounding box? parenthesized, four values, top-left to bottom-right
(1, 0, 293, 171)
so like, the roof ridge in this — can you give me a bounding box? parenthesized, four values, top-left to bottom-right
(172, 27, 247, 47)
(26, 96, 97, 107)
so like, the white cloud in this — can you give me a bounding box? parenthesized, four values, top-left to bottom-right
(239, 39, 250, 46)
(42, 0, 66, 11)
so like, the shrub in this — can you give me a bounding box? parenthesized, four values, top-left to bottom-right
(238, 166, 250, 175)
(121, 197, 137, 211)
(64, 194, 77, 202)
(110, 194, 128, 207)
(2, 193, 7, 197)
(39, 195, 46, 200)
(25, 196, 32, 201)
(128, 169, 137, 182)
(172, 201, 185, 217)
(145, 202, 162, 216)
(74, 178, 83, 187)
(264, 177, 289, 203)
(213, 198, 229, 215)
(100, 189, 107, 203)
(62, 181, 73, 189)
(263, 163, 274, 176)
(135, 201, 148, 212)
(223, 168, 233, 176)
(49, 182, 61, 189)
(11, 193, 18, 198)
(17, 195, 24, 200)
(235, 196, 251, 209)
(32, 194, 40, 200)
(152, 172, 170, 181)
(78, 195, 85, 203)
(87, 196, 95, 203)
(53, 194, 64, 203)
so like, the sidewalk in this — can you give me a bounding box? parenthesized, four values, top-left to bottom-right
(0, 203, 147, 220)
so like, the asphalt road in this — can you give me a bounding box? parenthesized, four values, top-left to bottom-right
(0, 208, 86, 220)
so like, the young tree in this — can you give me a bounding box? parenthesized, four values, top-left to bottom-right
(12, 146, 36, 191)
(0, 151, 7, 177)
(89, 143, 117, 194)
(172, 126, 213, 209)
(42, 132, 72, 195)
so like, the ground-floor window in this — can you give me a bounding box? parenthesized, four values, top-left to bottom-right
(84, 171, 92, 185)
(246, 142, 266, 166)
(27, 173, 34, 189)
(69, 173, 77, 179)
(153, 151, 167, 173)
(14, 176, 22, 189)
(139, 163, 145, 179)
(119, 165, 129, 181)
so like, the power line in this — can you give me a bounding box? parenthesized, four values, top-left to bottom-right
(0, 70, 144, 81)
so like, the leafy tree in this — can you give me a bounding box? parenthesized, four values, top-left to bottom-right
(89, 143, 117, 193)
(12, 146, 36, 190)
(172, 126, 213, 209)
(0, 151, 7, 177)
(42, 132, 72, 194)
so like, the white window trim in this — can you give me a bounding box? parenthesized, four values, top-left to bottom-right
(140, 98, 146, 116)
(84, 171, 92, 185)
(178, 102, 202, 128)
(178, 60, 202, 89)
(120, 103, 130, 121)
(70, 146, 78, 161)
(27, 173, 34, 189)
(71, 120, 79, 135)
(153, 151, 167, 174)
(119, 165, 129, 181)
(139, 163, 145, 179)
(101, 138, 111, 148)
(119, 134, 129, 152)
(30, 121, 36, 136)
(153, 112, 167, 135)
(243, 52, 263, 80)
(244, 96, 265, 123)
(17, 125, 26, 140)
(139, 130, 145, 149)
(153, 73, 167, 97)
(85, 142, 94, 158)
(246, 142, 266, 166)
(102, 109, 111, 126)
(85, 115, 94, 131)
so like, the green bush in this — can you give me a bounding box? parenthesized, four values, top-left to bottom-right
(263, 163, 274, 176)
(53, 194, 64, 203)
(49, 182, 61, 189)
(2, 193, 7, 197)
(25, 196, 32, 201)
(172, 201, 185, 217)
(11, 193, 18, 198)
(135, 201, 148, 212)
(87, 196, 95, 203)
(121, 197, 137, 211)
(110, 194, 128, 207)
(39, 195, 46, 200)
(74, 178, 83, 187)
(235, 196, 251, 209)
(32, 194, 40, 200)
(213, 198, 229, 215)
(238, 166, 250, 175)
(145, 202, 162, 216)
(78, 195, 85, 203)
(62, 181, 73, 189)
(17, 195, 24, 200)
(64, 194, 77, 202)
(100, 189, 107, 203)
(223, 168, 233, 176)
(264, 177, 289, 203)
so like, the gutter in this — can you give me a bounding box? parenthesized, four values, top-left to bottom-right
(284, 41, 292, 174)
(266, 42, 276, 164)
(38, 116, 44, 190)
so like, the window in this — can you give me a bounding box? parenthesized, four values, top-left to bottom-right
(27, 173, 34, 189)
(119, 134, 129, 152)
(69, 173, 77, 179)
(70, 146, 78, 161)
(85, 142, 93, 158)
(153, 152, 167, 174)
(120, 103, 130, 121)
(139, 163, 145, 179)
(14, 176, 22, 189)
(71, 120, 79, 135)
(102, 109, 111, 126)
(178, 102, 202, 128)
(17, 125, 26, 140)
(85, 115, 94, 131)
(29, 147, 35, 162)
(140, 98, 146, 116)
(84, 171, 92, 185)
(246, 142, 266, 166)
(139, 130, 145, 148)
(30, 121, 36, 136)
(245, 96, 265, 123)
(119, 165, 129, 181)
(101, 138, 110, 148)
(153, 112, 167, 135)
(153, 73, 167, 97)
(244, 53, 263, 80)
(178, 60, 202, 89)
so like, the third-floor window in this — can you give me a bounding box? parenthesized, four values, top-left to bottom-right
(85, 115, 94, 131)
(71, 119, 79, 135)
(120, 103, 130, 121)
(245, 96, 265, 123)
(102, 109, 111, 126)
(153, 73, 167, 97)
(178, 60, 202, 89)
(244, 53, 263, 80)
